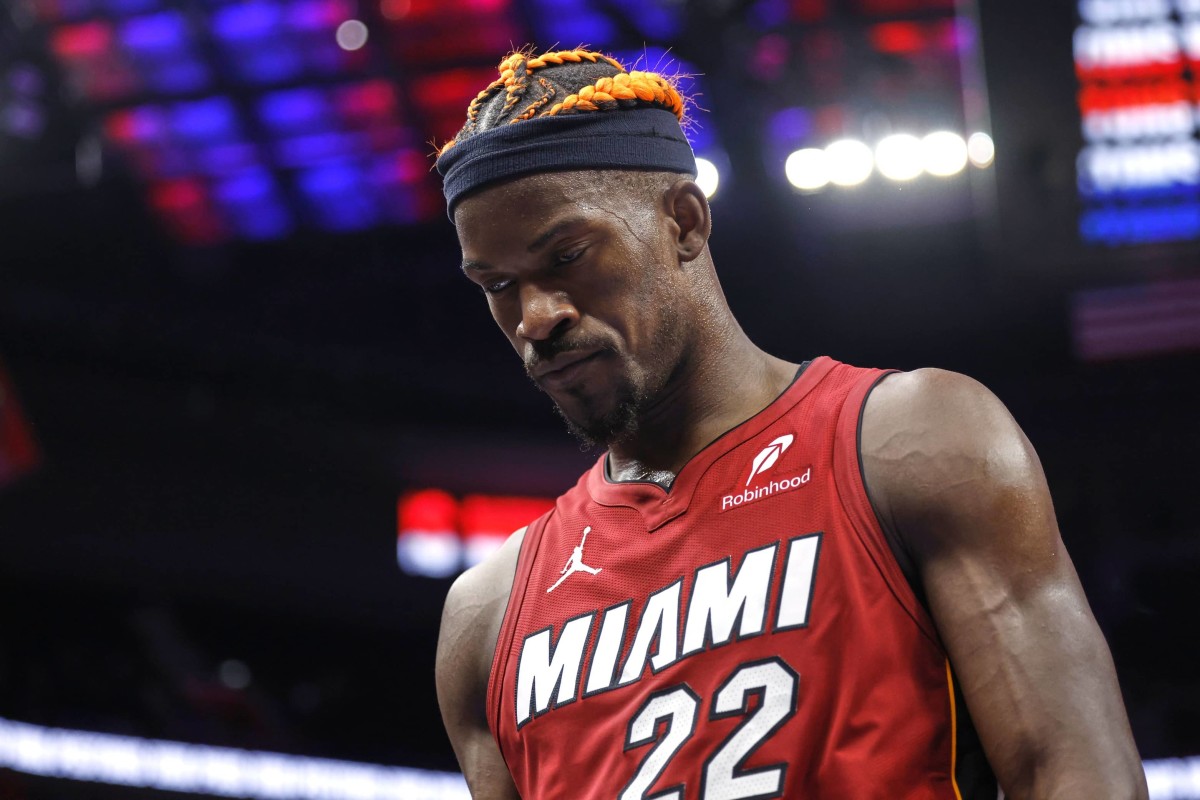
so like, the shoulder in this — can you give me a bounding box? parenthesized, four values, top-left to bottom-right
(443, 524, 528, 631)
(859, 368, 1045, 555)
(435, 526, 531, 798)
(436, 526, 529, 722)
(861, 367, 1021, 449)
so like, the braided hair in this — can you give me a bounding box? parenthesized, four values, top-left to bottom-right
(437, 48, 688, 156)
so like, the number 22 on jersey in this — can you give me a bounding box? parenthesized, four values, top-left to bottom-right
(621, 658, 798, 800)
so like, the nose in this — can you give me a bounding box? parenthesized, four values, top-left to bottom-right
(515, 283, 579, 342)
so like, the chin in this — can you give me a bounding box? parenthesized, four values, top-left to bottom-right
(553, 392, 640, 449)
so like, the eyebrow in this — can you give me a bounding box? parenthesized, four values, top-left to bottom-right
(527, 216, 588, 253)
(460, 216, 590, 274)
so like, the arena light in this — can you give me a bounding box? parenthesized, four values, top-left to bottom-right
(1078, 141, 1200, 194)
(1073, 21, 1180, 74)
(1078, 0, 1174, 24)
(1145, 755, 1200, 800)
(920, 131, 968, 177)
(967, 132, 995, 168)
(0, 714, 1190, 799)
(784, 148, 830, 191)
(824, 139, 874, 186)
(396, 489, 461, 578)
(335, 19, 369, 51)
(397, 491, 555, 577)
(874, 134, 923, 181)
(0, 716, 469, 800)
(1074, 0, 1200, 246)
(694, 157, 720, 199)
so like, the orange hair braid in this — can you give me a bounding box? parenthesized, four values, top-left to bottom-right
(436, 48, 687, 156)
(541, 70, 685, 120)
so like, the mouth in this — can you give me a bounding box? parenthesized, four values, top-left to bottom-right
(533, 349, 604, 386)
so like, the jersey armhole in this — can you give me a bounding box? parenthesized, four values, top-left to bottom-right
(831, 368, 943, 648)
(485, 510, 553, 749)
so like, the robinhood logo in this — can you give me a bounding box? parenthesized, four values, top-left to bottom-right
(721, 434, 811, 511)
(746, 435, 793, 485)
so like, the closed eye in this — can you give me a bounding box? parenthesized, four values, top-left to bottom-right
(482, 278, 514, 295)
(556, 246, 587, 265)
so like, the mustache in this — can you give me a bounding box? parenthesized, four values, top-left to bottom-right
(524, 335, 617, 377)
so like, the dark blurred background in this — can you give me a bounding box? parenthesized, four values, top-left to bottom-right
(1, 0, 1198, 797)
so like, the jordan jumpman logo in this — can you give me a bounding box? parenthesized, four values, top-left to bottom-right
(547, 526, 602, 593)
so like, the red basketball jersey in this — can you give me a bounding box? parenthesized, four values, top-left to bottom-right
(487, 357, 997, 799)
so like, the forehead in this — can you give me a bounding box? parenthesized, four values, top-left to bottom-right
(453, 170, 649, 249)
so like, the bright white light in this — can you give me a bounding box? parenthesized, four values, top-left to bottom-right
(336, 19, 369, 51)
(1078, 141, 1200, 193)
(1145, 756, 1200, 799)
(825, 139, 874, 186)
(784, 148, 830, 191)
(0, 716, 470, 800)
(396, 530, 461, 577)
(921, 131, 968, 177)
(695, 157, 720, 198)
(0, 713, 1189, 799)
(875, 134, 924, 181)
(218, 660, 252, 691)
(1073, 23, 1179, 70)
(1078, 0, 1171, 25)
(463, 533, 507, 568)
(967, 132, 995, 168)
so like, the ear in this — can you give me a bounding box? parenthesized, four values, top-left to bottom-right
(665, 178, 711, 263)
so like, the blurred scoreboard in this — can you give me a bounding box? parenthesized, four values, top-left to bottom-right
(396, 489, 554, 578)
(752, 0, 995, 223)
(1075, 0, 1200, 247)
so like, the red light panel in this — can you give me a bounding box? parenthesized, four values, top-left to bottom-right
(868, 21, 924, 55)
(396, 490, 555, 576)
(50, 21, 113, 59)
(0, 360, 41, 486)
(411, 68, 500, 142)
(397, 489, 458, 533)
(790, 0, 828, 23)
(149, 179, 226, 244)
(334, 80, 400, 123)
(460, 495, 555, 537)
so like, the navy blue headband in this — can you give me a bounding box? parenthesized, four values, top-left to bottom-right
(435, 107, 697, 220)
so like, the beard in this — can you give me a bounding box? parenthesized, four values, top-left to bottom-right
(524, 342, 644, 450)
(549, 364, 645, 450)
(525, 303, 682, 450)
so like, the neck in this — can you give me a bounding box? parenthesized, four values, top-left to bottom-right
(606, 312, 797, 485)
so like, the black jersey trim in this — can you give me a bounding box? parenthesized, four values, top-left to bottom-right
(854, 370, 927, 610)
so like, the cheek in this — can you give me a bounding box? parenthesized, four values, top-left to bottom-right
(485, 295, 523, 349)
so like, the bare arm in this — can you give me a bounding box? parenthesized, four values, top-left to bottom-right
(861, 369, 1146, 800)
(435, 528, 526, 800)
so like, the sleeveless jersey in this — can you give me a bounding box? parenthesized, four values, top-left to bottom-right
(487, 357, 997, 799)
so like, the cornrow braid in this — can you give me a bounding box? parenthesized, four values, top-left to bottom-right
(438, 47, 688, 156)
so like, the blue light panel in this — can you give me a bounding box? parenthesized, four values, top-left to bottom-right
(258, 88, 332, 135)
(606, 0, 681, 40)
(120, 12, 211, 94)
(297, 163, 380, 231)
(527, 0, 616, 48)
(30, 0, 487, 241)
(213, 170, 295, 239)
(169, 97, 240, 143)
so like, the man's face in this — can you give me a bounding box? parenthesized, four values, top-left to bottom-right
(455, 171, 690, 447)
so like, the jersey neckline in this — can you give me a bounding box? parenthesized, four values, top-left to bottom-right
(585, 355, 835, 530)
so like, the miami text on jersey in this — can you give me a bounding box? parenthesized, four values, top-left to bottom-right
(515, 532, 823, 727)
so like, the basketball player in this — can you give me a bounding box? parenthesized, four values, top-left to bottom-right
(433, 49, 1147, 799)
